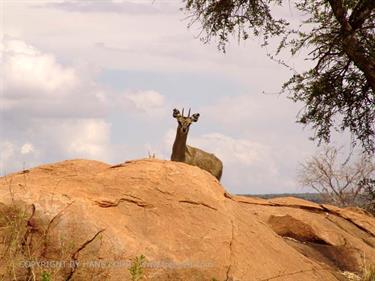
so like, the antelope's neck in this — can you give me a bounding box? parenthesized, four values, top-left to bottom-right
(171, 127, 188, 161)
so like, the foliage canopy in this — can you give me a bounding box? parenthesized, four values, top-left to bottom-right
(183, 0, 375, 153)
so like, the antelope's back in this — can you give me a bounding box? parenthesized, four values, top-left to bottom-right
(186, 145, 223, 180)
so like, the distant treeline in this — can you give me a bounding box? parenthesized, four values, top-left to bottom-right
(241, 193, 371, 207)
(240, 193, 326, 204)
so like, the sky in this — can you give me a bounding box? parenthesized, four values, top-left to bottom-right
(0, 0, 349, 194)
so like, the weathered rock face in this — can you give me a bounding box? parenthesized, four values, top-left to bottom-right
(0, 159, 374, 281)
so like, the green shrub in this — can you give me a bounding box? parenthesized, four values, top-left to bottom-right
(41, 271, 52, 281)
(129, 255, 146, 281)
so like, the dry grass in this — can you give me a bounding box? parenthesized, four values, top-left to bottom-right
(0, 201, 36, 280)
(362, 264, 375, 281)
(343, 263, 375, 281)
(0, 200, 109, 281)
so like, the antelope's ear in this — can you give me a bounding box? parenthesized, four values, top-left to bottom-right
(173, 108, 181, 118)
(191, 113, 200, 122)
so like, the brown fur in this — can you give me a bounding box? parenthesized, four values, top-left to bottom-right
(185, 145, 223, 180)
(170, 108, 223, 181)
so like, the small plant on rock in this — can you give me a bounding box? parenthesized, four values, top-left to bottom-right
(129, 254, 146, 281)
(41, 271, 52, 281)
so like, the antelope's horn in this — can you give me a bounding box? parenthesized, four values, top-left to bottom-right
(188, 108, 191, 117)
(182, 108, 184, 117)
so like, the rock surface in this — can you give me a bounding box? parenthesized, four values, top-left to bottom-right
(0, 159, 374, 281)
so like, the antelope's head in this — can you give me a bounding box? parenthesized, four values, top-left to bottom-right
(172, 108, 200, 134)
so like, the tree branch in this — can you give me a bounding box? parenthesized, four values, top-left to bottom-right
(328, 0, 375, 90)
(349, 0, 375, 30)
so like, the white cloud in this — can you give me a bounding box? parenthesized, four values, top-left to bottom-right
(191, 133, 273, 167)
(0, 142, 16, 167)
(0, 38, 114, 172)
(3, 38, 78, 94)
(5, 37, 162, 115)
(0, 141, 37, 175)
(201, 94, 299, 131)
(1, 38, 174, 174)
(120, 90, 166, 115)
(189, 133, 280, 190)
(1, 118, 113, 173)
(3, 1, 284, 81)
(20, 143, 34, 155)
(36, 0, 178, 15)
(63, 119, 112, 159)
(1, 37, 109, 119)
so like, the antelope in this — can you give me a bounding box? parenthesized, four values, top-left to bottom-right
(171, 108, 223, 181)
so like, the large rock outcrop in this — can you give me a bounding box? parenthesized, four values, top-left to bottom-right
(0, 159, 374, 281)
